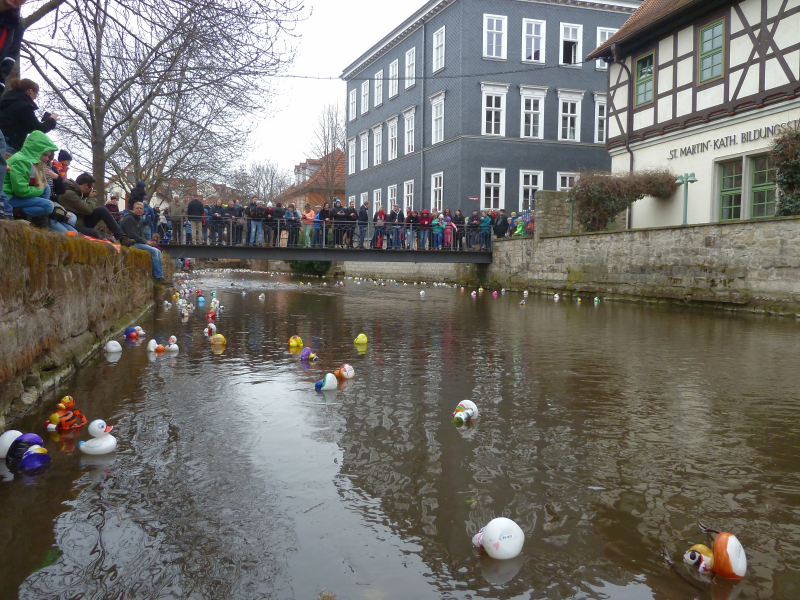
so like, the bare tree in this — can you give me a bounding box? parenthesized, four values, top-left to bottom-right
(249, 160, 291, 203)
(308, 103, 346, 204)
(22, 0, 305, 196)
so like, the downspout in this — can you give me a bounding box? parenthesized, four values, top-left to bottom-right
(420, 20, 426, 212)
(611, 43, 635, 228)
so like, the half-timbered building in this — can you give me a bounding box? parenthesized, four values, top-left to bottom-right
(588, 0, 800, 227)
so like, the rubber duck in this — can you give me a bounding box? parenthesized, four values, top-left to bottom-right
(315, 373, 338, 390)
(79, 419, 117, 456)
(105, 340, 122, 353)
(207, 310, 216, 321)
(198, 296, 205, 304)
(0, 430, 22, 459)
(45, 396, 87, 432)
(147, 339, 158, 351)
(204, 323, 217, 337)
(354, 333, 368, 345)
(519, 300, 525, 306)
(165, 336, 179, 353)
(124, 327, 138, 340)
(680, 522, 747, 579)
(577, 297, 582, 303)
(334, 364, 355, 380)
(492, 291, 498, 297)
(523, 290, 529, 297)
(4, 432, 51, 475)
(259, 293, 266, 300)
(471, 291, 477, 298)
(300, 347, 318, 362)
(554, 294, 560, 301)
(594, 297, 600, 304)
(135, 326, 145, 338)
(211, 334, 226, 345)
(420, 291, 425, 297)
(479, 286, 484, 293)
(461, 287, 464, 292)
(452, 400, 479, 426)
(289, 335, 303, 347)
(472, 517, 525, 560)
(163, 300, 171, 308)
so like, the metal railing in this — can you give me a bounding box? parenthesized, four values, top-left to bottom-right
(161, 216, 501, 251)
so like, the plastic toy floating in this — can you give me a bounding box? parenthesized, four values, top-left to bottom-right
(124, 327, 139, 340)
(520, 300, 526, 306)
(523, 291, 529, 297)
(165, 336, 179, 353)
(259, 293, 266, 300)
(420, 291, 425, 297)
(289, 335, 303, 347)
(78, 419, 117, 455)
(354, 333, 368, 344)
(315, 373, 338, 390)
(452, 400, 479, 427)
(206, 310, 216, 321)
(204, 323, 217, 337)
(105, 340, 122, 353)
(210, 334, 226, 345)
(300, 347, 318, 362)
(472, 517, 525, 560)
(45, 396, 87, 432)
(663, 522, 747, 583)
(2, 431, 51, 475)
(334, 364, 355, 380)
(147, 339, 158, 352)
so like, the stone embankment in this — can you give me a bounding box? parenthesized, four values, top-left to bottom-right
(0, 221, 168, 428)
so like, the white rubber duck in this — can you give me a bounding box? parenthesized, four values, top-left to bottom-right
(259, 293, 266, 300)
(165, 336, 179, 353)
(204, 323, 217, 337)
(78, 419, 117, 455)
(554, 294, 560, 301)
(147, 339, 158, 352)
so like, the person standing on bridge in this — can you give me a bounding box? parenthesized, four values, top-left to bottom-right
(208, 198, 226, 245)
(301, 203, 315, 247)
(187, 194, 205, 245)
(317, 202, 332, 248)
(121, 201, 164, 282)
(331, 199, 346, 248)
(387, 204, 404, 250)
(345, 199, 357, 248)
(357, 199, 369, 249)
(247, 199, 264, 246)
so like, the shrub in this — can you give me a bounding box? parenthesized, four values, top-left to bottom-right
(289, 260, 331, 276)
(569, 169, 678, 232)
(771, 130, 800, 216)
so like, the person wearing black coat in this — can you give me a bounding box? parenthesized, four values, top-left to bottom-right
(0, 79, 56, 154)
(344, 199, 358, 248)
(187, 196, 205, 245)
(467, 210, 480, 249)
(128, 181, 146, 210)
(494, 209, 509, 238)
(386, 205, 404, 250)
(0, 9, 24, 217)
(317, 202, 332, 247)
(452, 209, 465, 250)
(208, 199, 227, 245)
(357, 200, 370, 248)
(331, 199, 347, 247)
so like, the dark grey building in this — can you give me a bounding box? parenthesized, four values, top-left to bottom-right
(341, 0, 640, 216)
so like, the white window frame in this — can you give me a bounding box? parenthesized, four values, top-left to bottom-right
(349, 195, 356, 207)
(433, 26, 446, 72)
(361, 81, 369, 115)
(594, 92, 607, 144)
(348, 89, 357, 122)
(387, 185, 396, 213)
(557, 89, 585, 142)
(483, 14, 507, 59)
(403, 107, 415, 154)
(557, 172, 579, 191)
(405, 48, 416, 89)
(430, 91, 445, 144)
(373, 123, 383, 166)
(481, 82, 509, 137)
(389, 60, 399, 98)
(347, 138, 356, 174)
(596, 28, 617, 70)
(374, 70, 383, 107)
(480, 168, 505, 211)
(387, 116, 398, 160)
(560, 23, 583, 67)
(431, 172, 443, 213)
(519, 85, 547, 139)
(522, 19, 546, 63)
(403, 180, 414, 213)
(359, 131, 369, 170)
(519, 170, 542, 212)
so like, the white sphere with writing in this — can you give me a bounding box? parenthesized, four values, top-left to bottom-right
(474, 517, 525, 560)
(105, 340, 122, 353)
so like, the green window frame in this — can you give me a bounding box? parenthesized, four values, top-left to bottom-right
(720, 161, 742, 221)
(699, 20, 724, 83)
(635, 53, 654, 106)
(751, 155, 776, 218)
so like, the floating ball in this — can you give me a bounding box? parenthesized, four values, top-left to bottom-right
(335, 364, 355, 379)
(289, 335, 303, 347)
(147, 339, 158, 352)
(315, 373, 338, 390)
(211, 334, 226, 345)
(124, 327, 137, 339)
(472, 517, 525, 560)
(105, 340, 122, 353)
(354, 333, 367, 344)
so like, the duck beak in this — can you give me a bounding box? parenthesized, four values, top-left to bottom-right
(31, 446, 48, 454)
(104, 425, 114, 433)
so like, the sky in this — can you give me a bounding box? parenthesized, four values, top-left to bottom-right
(245, 0, 421, 173)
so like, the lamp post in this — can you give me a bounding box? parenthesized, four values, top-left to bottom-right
(675, 172, 698, 225)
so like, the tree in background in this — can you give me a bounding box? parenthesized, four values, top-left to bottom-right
(249, 160, 291, 204)
(308, 104, 345, 205)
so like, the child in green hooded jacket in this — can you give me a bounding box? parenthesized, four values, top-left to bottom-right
(4, 130, 58, 218)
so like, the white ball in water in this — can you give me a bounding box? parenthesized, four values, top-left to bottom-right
(474, 517, 525, 560)
(420, 291, 425, 296)
(105, 341, 122, 353)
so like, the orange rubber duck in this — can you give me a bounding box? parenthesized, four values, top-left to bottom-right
(45, 396, 88, 432)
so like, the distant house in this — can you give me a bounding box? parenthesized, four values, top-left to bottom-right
(105, 166, 204, 215)
(588, 0, 796, 227)
(275, 149, 346, 208)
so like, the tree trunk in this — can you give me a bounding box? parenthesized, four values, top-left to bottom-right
(92, 124, 107, 200)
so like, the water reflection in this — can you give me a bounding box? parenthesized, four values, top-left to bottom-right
(0, 271, 798, 600)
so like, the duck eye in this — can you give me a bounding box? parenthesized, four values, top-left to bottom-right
(690, 551, 697, 560)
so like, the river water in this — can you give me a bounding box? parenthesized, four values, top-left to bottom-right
(1, 270, 799, 600)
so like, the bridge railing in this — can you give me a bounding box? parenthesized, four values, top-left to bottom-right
(161, 216, 497, 251)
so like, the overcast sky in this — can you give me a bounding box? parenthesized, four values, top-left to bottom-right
(245, 0, 419, 174)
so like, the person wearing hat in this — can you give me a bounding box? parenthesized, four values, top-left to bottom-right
(105, 194, 121, 222)
(53, 149, 71, 179)
(128, 180, 146, 210)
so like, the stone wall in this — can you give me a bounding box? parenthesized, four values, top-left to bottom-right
(0, 222, 163, 428)
(534, 190, 577, 237)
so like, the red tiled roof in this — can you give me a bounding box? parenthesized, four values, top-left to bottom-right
(587, 0, 699, 60)
(277, 149, 346, 202)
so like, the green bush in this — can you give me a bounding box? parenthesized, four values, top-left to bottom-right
(289, 260, 331, 276)
(771, 130, 800, 216)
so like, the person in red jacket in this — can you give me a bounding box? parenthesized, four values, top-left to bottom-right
(417, 208, 432, 250)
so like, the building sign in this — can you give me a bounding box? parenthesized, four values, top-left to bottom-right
(468, 196, 479, 201)
(667, 120, 800, 159)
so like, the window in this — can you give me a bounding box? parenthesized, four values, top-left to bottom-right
(558, 172, 578, 191)
(367, 191, 375, 210)
(405, 48, 416, 89)
(751, 156, 776, 218)
(594, 93, 607, 144)
(558, 89, 583, 141)
(387, 185, 396, 212)
(560, 24, 582, 66)
(635, 53, 654, 106)
(720, 161, 742, 220)
(388, 117, 398, 160)
(522, 19, 545, 63)
(348, 138, 356, 174)
(520, 85, 546, 139)
(431, 92, 445, 144)
(349, 195, 356, 207)
(596, 28, 617, 70)
(481, 168, 504, 210)
(433, 27, 445, 71)
(360, 132, 369, 170)
(349, 89, 357, 121)
(519, 170, 542, 211)
(483, 14, 507, 59)
(431, 172, 443, 212)
(404, 108, 415, 154)
(481, 83, 508, 136)
(699, 20, 724, 83)
(373, 124, 383, 166)
(404, 180, 414, 212)
(374, 70, 383, 107)
(361, 81, 369, 115)
(389, 60, 399, 97)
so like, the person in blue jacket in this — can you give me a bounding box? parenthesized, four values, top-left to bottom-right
(479, 210, 492, 250)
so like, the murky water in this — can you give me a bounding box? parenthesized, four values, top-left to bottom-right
(2, 271, 800, 600)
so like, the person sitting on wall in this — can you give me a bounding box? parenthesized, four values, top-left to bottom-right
(52, 149, 71, 179)
(3, 130, 57, 227)
(0, 78, 57, 155)
(121, 201, 164, 281)
(58, 173, 133, 245)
